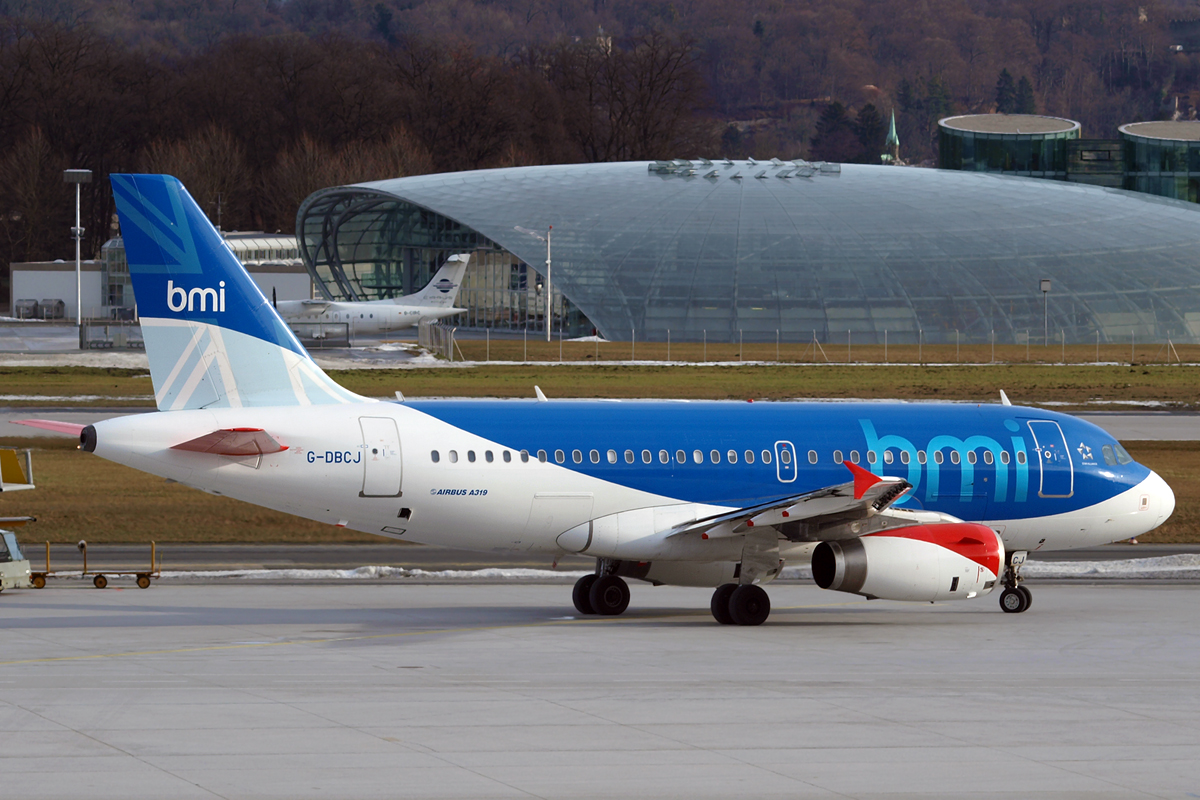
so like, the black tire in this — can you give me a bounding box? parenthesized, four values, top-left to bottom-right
(729, 585, 771, 626)
(136, 575, 151, 589)
(588, 575, 630, 616)
(1017, 585, 1032, 610)
(999, 587, 1028, 613)
(572, 574, 598, 614)
(710, 583, 738, 625)
(93, 574, 107, 589)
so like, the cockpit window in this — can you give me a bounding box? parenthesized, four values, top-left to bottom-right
(1113, 443, 1134, 465)
(1102, 445, 1117, 466)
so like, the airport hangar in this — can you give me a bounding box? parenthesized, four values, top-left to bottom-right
(297, 159, 1200, 345)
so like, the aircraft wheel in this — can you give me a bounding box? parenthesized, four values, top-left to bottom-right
(32, 575, 46, 589)
(729, 585, 770, 626)
(999, 587, 1028, 614)
(93, 574, 108, 589)
(589, 575, 630, 616)
(710, 583, 737, 625)
(572, 574, 597, 615)
(1017, 585, 1032, 609)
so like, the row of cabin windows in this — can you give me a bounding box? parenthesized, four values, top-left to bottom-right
(429, 447, 1030, 467)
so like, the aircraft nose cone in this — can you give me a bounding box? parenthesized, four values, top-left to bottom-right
(1144, 470, 1175, 527)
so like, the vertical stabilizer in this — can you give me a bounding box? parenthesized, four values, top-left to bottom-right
(111, 174, 361, 410)
(402, 253, 471, 308)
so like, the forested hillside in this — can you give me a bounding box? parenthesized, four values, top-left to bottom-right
(2, 0, 1198, 271)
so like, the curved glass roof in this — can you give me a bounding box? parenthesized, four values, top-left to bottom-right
(299, 161, 1200, 343)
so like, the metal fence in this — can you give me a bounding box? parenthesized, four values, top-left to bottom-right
(79, 322, 144, 350)
(419, 321, 458, 361)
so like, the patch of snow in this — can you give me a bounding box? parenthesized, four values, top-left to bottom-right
(151, 566, 591, 581)
(0, 394, 152, 402)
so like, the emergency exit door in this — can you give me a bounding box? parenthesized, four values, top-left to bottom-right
(360, 417, 402, 497)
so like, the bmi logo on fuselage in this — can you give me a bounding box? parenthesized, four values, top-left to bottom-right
(167, 280, 226, 313)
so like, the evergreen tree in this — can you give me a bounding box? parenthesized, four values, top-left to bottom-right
(995, 69, 1016, 113)
(854, 103, 885, 162)
(810, 102, 858, 162)
(1015, 76, 1036, 114)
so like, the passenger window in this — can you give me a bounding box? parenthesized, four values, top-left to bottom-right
(625, 450, 634, 463)
(693, 449, 703, 464)
(607, 449, 617, 464)
(745, 450, 755, 464)
(1016, 451, 1026, 465)
(1102, 445, 1116, 465)
(966, 451, 976, 464)
(762, 450, 772, 464)
(780, 449, 792, 464)
(983, 451, 993, 465)
(485, 450, 494, 463)
(933, 451, 943, 465)
(449, 450, 459, 463)
(867, 451, 877, 464)
(590, 450, 600, 464)
(431, 450, 440, 463)
(808, 450, 817, 464)
(554, 449, 565, 463)
(503, 451, 512, 463)
(468, 450, 476, 463)
(849, 450, 859, 464)
(900, 451, 910, 464)
(537, 449, 547, 462)
(1000, 451, 1010, 464)
(659, 449, 669, 463)
(950, 451, 960, 464)
(883, 450, 893, 464)
(573, 450, 583, 463)
(917, 450, 927, 464)
(727, 449, 738, 464)
(1114, 444, 1133, 464)
(520, 449, 530, 463)
(711, 449, 721, 463)
(833, 450, 843, 463)
(676, 450, 686, 464)
(642, 450, 652, 464)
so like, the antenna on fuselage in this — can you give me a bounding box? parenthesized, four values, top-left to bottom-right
(999, 390, 1012, 406)
(534, 385, 548, 402)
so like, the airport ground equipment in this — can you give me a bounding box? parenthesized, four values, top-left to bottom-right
(30, 540, 160, 589)
(0, 530, 32, 591)
(0, 447, 36, 591)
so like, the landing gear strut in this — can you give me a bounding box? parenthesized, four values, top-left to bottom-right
(710, 583, 771, 626)
(999, 550, 1031, 614)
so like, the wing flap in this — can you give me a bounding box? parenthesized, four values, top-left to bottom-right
(171, 428, 288, 456)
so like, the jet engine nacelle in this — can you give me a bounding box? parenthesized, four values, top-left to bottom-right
(812, 523, 1003, 602)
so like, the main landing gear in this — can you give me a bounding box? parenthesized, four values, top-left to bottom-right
(999, 550, 1032, 614)
(711, 583, 770, 626)
(571, 573, 631, 616)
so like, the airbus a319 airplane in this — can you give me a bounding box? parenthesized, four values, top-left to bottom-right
(272, 253, 470, 334)
(20, 174, 1176, 625)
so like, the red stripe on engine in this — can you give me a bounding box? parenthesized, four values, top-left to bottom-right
(868, 523, 1002, 577)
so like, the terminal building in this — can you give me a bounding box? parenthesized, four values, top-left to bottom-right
(298, 159, 1200, 344)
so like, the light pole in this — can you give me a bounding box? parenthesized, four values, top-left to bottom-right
(515, 225, 553, 342)
(64, 169, 92, 328)
(1041, 278, 1051, 347)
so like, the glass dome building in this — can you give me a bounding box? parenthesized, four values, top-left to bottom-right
(297, 160, 1200, 344)
(939, 114, 1080, 178)
(1120, 121, 1200, 203)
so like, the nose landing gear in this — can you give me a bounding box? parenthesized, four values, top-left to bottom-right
(999, 550, 1031, 613)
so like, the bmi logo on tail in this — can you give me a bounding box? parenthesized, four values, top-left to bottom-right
(167, 280, 226, 313)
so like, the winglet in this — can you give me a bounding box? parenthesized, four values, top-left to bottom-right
(1000, 390, 1012, 406)
(844, 460, 882, 500)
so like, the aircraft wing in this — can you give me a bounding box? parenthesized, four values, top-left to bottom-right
(669, 462, 910, 540)
(170, 428, 288, 456)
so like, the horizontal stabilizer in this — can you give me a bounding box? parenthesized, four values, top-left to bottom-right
(171, 428, 288, 456)
(12, 419, 85, 436)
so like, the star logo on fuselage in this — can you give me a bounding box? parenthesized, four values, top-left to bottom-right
(1077, 443, 1092, 460)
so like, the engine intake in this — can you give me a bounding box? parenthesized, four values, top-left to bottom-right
(812, 523, 1003, 603)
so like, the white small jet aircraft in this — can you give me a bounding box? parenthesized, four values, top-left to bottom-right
(273, 253, 470, 334)
(18, 175, 1175, 626)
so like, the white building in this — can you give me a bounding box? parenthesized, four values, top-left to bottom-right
(9, 232, 313, 321)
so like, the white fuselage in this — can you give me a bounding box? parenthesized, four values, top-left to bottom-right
(274, 301, 462, 334)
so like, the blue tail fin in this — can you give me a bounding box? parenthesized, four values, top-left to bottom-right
(111, 174, 361, 410)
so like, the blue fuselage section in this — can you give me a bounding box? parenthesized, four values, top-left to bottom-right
(407, 400, 1147, 521)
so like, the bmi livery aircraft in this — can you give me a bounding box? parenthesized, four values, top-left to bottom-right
(20, 175, 1175, 625)
(272, 253, 470, 334)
